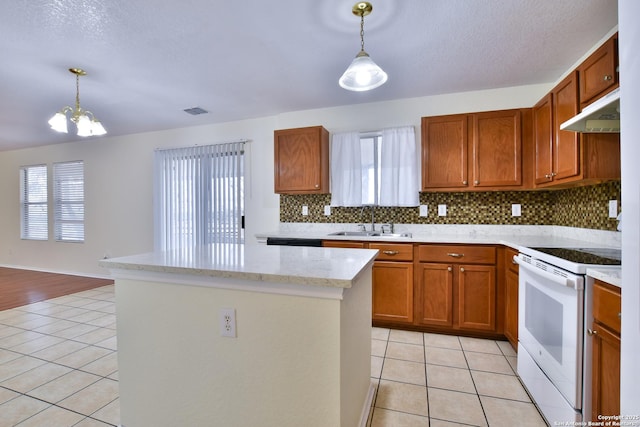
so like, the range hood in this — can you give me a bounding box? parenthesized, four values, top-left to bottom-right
(560, 87, 620, 133)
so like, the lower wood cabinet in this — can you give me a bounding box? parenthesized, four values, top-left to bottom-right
(504, 248, 519, 349)
(322, 240, 505, 338)
(589, 280, 621, 421)
(416, 244, 499, 335)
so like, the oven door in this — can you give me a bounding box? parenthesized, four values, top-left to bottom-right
(515, 256, 584, 409)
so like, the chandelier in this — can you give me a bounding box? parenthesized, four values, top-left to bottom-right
(48, 68, 107, 137)
(338, 2, 388, 92)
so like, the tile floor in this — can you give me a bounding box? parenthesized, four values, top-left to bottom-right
(0, 284, 548, 427)
(0, 285, 119, 426)
(369, 327, 548, 427)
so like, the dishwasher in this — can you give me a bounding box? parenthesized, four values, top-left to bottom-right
(266, 237, 323, 247)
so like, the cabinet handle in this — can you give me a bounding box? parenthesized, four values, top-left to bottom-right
(447, 253, 464, 258)
(462, 180, 468, 185)
(474, 180, 479, 185)
(447, 266, 452, 272)
(587, 329, 598, 336)
(382, 250, 400, 256)
(460, 267, 465, 272)
(618, 312, 622, 318)
(603, 75, 613, 81)
(314, 184, 319, 188)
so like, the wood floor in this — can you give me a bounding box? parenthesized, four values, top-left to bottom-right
(0, 267, 114, 311)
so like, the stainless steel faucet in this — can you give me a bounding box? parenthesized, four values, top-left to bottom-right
(359, 205, 376, 232)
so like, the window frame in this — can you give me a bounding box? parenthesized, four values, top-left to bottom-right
(19, 164, 49, 240)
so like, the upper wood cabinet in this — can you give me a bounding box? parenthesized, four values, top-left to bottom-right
(578, 33, 619, 109)
(421, 114, 468, 189)
(422, 109, 526, 191)
(274, 126, 329, 194)
(534, 71, 621, 188)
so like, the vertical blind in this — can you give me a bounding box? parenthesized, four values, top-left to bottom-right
(53, 161, 85, 242)
(19, 164, 48, 240)
(154, 142, 245, 252)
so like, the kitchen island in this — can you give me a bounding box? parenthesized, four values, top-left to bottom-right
(99, 243, 378, 427)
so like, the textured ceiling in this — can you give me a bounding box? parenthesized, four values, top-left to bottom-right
(0, 0, 618, 151)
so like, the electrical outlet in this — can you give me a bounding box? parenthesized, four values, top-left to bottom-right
(302, 205, 309, 216)
(220, 308, 236, 338)
(419, 205, 429, 217)
(438, 204, 447, 216)
(608, 200, 618, 218)
(324, 205, 331, 216)
(512, 204, 522, 217)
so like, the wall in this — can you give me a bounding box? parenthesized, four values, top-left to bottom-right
(619, 0, 640, 415)
(0, 84, 550, 277)
(280, 181, 621, 231)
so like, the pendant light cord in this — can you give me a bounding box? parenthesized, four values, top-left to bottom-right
(360, 12, 366, 52)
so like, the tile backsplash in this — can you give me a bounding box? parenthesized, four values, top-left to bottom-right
(279, 181, 621, 231)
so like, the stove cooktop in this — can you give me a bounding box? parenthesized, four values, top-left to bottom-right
(529, 247, 621, 266)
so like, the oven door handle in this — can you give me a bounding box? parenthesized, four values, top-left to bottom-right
(513, 255, 579, 288)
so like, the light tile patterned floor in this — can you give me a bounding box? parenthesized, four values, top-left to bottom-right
(369, 327, 548, 427)
(0, 285, 118, 427)
(0, 285, 548, 426)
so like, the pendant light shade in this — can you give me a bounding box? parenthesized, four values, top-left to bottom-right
(48, 68, 107, 137)
(339, 50, 388, 91)
(339, 2, 387, 92)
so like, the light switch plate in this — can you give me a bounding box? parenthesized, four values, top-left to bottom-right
(419, 205, 428, 217)
(438, 204, 447, 216)
(608, 200, 618, 218)
(324, 205, 331, 216)
(302, 205, 309, 216)
(512, 204, 522, 217)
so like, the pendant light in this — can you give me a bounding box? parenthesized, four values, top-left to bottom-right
(339, 2, 388, 92)
(48, 68, 107, 137)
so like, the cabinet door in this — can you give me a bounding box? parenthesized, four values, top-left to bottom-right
(471, 110, 522, 188)
(458, 265, 496, 331)
(591, 323, 620, 421)
(417, 263, 453, 327)
(579, 34, 618, 109)
(533, 94, 554, 185)
(421, 115, 468, 189)
(504, 268, 519, 348)
(552, 72, 581, 182)
(274, 126, 329, 194)
(372, 261, 414, 324)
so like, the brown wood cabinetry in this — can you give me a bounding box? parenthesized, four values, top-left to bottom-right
(370, 243, 414, 324)
(503, 247, 519, 350)
(578, 33, 619, 109)
(589, 280, 621, 421)
(421, 114, 468, 189)
(417, 245, 498, 334)
(422, 110, 527, 191)
(534, 72, 620, 188)
(274, 126, 329, 194)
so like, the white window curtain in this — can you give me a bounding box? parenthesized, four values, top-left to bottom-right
(154, 142, 245, 252)
(19, 164, 48, 240)
(330, 131, 362, 207)
(53, 161, 85, 242)
(379, 126, 420, 207)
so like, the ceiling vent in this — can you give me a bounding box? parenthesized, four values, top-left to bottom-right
(183, 107, 209, 115)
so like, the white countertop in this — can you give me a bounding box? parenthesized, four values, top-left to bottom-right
(99, 243, 378, 289)
(587, 268, 622, 288)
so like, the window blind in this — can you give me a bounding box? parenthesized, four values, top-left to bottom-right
(19, 164, 48, 240)
(154, 142, 245, 252)
(53, 161, 85, 242)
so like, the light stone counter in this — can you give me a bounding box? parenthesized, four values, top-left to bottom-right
(587, 267, 622, 288)
(256, 224, 621, 251)
(99, 243, 378, 294)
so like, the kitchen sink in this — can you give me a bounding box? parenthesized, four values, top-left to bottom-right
(328, 231, 412, 238)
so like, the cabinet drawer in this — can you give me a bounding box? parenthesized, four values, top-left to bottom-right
(593, 281, 621, 334)
(369, 243, 414, 261)
(419, 245, 496, 264)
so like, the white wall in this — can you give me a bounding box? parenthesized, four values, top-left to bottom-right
(618, 0, 640, 416)
(0, 84, 548, 277)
